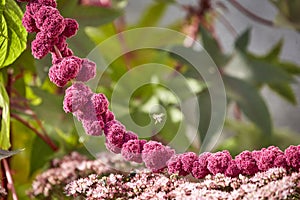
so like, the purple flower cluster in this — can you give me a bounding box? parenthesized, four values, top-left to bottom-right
(21, 0, 96, 87)
(167, 145, 300, 179)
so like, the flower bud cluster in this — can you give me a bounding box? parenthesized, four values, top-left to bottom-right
(21, 0, 95, 87)
(167, 145, 300, 179)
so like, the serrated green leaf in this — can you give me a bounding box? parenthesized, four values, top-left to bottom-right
(224, 75, 272, 136)
(0, 0, 27, 68)
(137, 1, 167, 27)
(269, 83, 297, 105)
(0, 73, 10, 149)
(199, 26, 230, 67)
(29, 136, 53, 176)
(0, 148, 23, 160)
(225, 51, 293, 84)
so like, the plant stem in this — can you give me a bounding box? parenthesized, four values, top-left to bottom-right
(227, 0, 274, 27)
(11, 113, 58, 152)
(2, 159, 18, 200)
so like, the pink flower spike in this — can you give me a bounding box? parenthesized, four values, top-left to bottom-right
(167, 154, 188, 176)
(225, 160, 240, 177)
(62, 18, 79, 38)
(121, 139, 147, 163)
(142, 141, 175, 172)
(91, 94, 109, 116)
(59, 56, 83, 82)
(76, 59, 96, 82)
(181, 152, 197, 173)
(48, 64, 68, 87)
(82, 120, 104, 136)
(32, 32, 57, 59)
(235, 150, 258, 176)
(34, 6, 65, 37)
(63, 83, 93, 113)
(22, 9, 39, 33)
(285, 145, 300, 170)
(191, 152, 211, 179)
(207, 150, 232, 175)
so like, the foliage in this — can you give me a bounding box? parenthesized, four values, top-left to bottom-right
(0, 0, 299, 199)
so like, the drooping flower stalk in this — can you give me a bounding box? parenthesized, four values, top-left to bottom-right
(18, 0, 300, 179)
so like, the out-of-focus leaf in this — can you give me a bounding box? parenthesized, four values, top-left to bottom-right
(0, 0, 27, 68)
(57, 0, 122, 56)
(0, 73, 10, 149)
(225, 52, 293, 84)
(197, 89, 211, 142)
(30, 87, 73, 133)
(264, 39, 283, 60)
(269, 83, 297, 105)
(137, 1, 167, 27)
(29, 136, 53, 176)
(58, 0, 122, 27)
(0, 148, 23, 160)
(235, 28, 250, 51)
(226, 29, 294, 85)
(199, 26, 230, 67)
(269, 0, 300, 31)
(224, 75, 272, 136)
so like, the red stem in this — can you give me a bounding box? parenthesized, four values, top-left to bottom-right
(2, 159, 18, 200)
(227, 0, 274, 27)
(11, 113, 58, 152)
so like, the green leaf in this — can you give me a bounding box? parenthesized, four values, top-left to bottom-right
(0, 0, 27, 68)
(235, 28, 251, 51)
(137, 1, 167, 27)
(269, 0, 300, 31)
(226, 31, 294, 85)
(224, 75, 272, 136)
(29, 136, 53, 176)
(0, 148, 23, 160)
(197, 89, 211, 142)
(0, 73, 10, 149)
(268, 83, 297, 105)
(199, 26, 230, 67)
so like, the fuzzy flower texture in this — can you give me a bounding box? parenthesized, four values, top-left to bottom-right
(20, 0, 300, 179)
(21, 0, 96, 87)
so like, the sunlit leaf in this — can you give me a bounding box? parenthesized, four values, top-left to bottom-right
(0, 0, 27, 68)
(0, 73, 10, 149)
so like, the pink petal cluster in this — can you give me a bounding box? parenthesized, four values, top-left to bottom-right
(121, 139, 147, 163)
(255, 146, 287, 171)
(167, 152, 197, 176)
(191, 152, 212, 179)
(285, 145, 300, 170)
(234, 150, 258, 175)
(142, 141, 175, 172)
(207, 150, 232, 175)
(21, 0, 95, 87)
